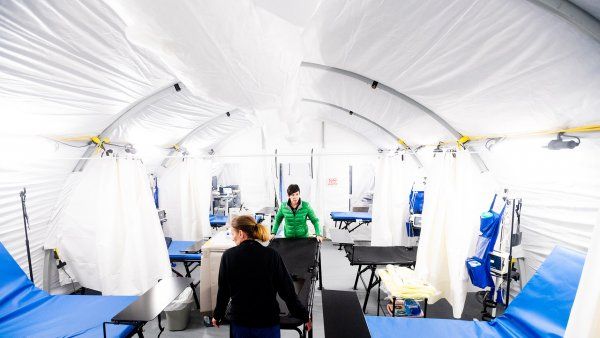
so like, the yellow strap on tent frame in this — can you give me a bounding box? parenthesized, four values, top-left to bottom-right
(445, 124, 600, 149)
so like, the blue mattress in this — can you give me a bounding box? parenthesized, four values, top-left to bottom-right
(0, 242, 137, 338)
(168, 240, 202, 261)
(209, 214, 228, 226)
(330, 211, 372, 222)
(364, 246, 585, 338)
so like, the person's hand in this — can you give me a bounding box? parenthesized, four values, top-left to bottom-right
(270, 234, 275, 240)
(305, 320, 312, 332)
(211, 318, 219, 328)
(316, 236, 323, 243)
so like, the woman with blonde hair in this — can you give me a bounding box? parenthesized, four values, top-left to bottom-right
(212, 215, 311, 337)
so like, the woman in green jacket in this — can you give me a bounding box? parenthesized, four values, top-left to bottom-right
(271, 184, 322, 242)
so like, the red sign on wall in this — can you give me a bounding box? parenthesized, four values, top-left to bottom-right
(328, 178, 338, 186)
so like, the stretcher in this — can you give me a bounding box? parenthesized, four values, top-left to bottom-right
(1, 241, 194, 338)
(323, 246, 585, 338)
(330, 211, 372, 232)
(167, 240, 203, 309)
(209, 214, 228, 229)
(0, 241, 138, 337)
(268, 237, 322, 338)
(330, 228, 417, 313)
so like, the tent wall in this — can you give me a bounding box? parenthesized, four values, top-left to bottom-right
(479, 137, 600, 288)
(0, 138, 81, 288)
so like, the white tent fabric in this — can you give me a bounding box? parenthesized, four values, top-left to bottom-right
(478, 137, 600, 286)
(0, 1, 598, 327)
(303, 0, 600, 137)
(106, 0, 312, 113)
(44, 157, 171, 295)
(159, 158, 212, 241)
(371, 156, 417, 246)
(565, 212, 600, 338)
(415, 151, 496, 318)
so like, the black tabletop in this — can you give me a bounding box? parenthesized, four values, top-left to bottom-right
(112, 277, 192, 322)
(268, 238, 319, 278)
(322, 290, 371, 338)
(346, 246, 417, 266)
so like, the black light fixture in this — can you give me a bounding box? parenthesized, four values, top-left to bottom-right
(547, 132, 580, 150)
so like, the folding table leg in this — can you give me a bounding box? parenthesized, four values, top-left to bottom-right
(184, 263, 191, 278)
(190, 282, 200, 309)
(353, 265, 362, 290)
(362, 267, 376, 313)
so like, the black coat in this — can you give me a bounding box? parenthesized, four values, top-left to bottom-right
(213, 239, 309, 327)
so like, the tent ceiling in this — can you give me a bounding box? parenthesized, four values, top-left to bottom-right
(1, 0, 599, 155)
(570, 0, 600, 20)
(300, 63, 454, 147)
(0, 0, 175, 136)
(303, 0, 600, 138)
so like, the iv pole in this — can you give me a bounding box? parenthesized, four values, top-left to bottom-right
(20, 188, 34, 282)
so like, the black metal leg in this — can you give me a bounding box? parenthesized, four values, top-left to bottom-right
(362, 267, 376, 313)
(157, 312, 164, 338)
(377, 280, 381, 316)
(184, 262, 191, 278)
(318, 250, 323, 290)
(353, 265, 362, 290)
(137, 327, 144, 338)
(190, 282, 200, 309)
(171, 267, 184, 277)
(424, 298, 428, 318)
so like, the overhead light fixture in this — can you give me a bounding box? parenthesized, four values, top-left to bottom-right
(547, 132, 580, 150)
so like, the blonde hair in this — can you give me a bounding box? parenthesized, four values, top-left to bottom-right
(231, 215, 270, 242)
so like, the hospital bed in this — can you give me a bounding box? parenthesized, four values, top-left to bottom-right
(0, 241, 191, 338)
(330, 228, 417, 313)
(323, 246, 585, 338)
(167, 240, 203, 308)
(209, 214, 228, 229)
(330, 211, 372, 232)
(268, 237, 322, 338)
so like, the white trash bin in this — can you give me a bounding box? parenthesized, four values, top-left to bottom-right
(164, 287, 194, 331)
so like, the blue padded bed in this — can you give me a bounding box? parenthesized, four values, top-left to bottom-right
(0, 242, 138, 338)
(330, 211, 372, 232)
(168, 240, 202, 262)
(364, 246, 585, 338)
(209, 214, 228, 228)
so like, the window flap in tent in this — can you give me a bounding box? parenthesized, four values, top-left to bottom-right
(415, 151, 496, 318)
(44, 157, 171, 295)
(159, 158, 212, 241)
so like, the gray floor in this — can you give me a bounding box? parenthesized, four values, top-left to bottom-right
(144, 225, 486, 337)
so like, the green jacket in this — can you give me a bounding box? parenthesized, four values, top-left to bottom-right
(272, 200, 321, 238)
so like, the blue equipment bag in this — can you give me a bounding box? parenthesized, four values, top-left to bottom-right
(466, 194, 506, 289)
(409, 190, 425, 214)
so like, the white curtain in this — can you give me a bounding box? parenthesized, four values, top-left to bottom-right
(415, 151, 495, 318)
(371, 155, 417, 246)
(160, 158, 212, 240)
(310, 152, 327, 236)
(44, 157, 171, 295)
(565, 212, 600, 338)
